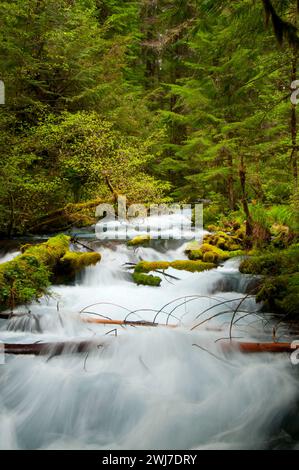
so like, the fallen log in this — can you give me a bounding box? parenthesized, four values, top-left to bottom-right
(81, 317, 177, 328)
(28, 198, 106, 234)
(0, 313, 10, 320)
(221, 341, 299, 354)
(0, 235, 101, 311)
(2, 337, 299, 357)
(2, 340, 103, 356)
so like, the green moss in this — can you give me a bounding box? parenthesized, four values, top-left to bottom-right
(185, 241, 202, 252)
(200, 243, 230, 262)
(57, 251, 101, 280)
(185, 241, 203, 260)
(127, 234, 151, 247)
(256, 274, 299, 317)
(239, 247, 299, 276)
(20, 243, 33, 253)
(239, 245, 299, 316)
(170, 260, 215, 272)
(203, 252, 216, 263)
(204, 231, 242, 251)
(132, 272, 162, 287)
(0, 235, 102, 311)
(228, 250, 245, 258)
(0, 234, 70, 310)
(188, 250, 203, 260)
(134, 259, 215, 274)
(135, 261, 170, 273)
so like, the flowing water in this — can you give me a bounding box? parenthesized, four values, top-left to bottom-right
(0, 213, 299, 450)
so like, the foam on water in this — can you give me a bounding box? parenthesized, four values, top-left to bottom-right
(0, 213, 298, 449)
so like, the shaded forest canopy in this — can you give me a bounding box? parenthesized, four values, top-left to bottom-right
(0, 0, 298, 237)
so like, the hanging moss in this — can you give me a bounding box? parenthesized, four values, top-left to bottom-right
(127, 235, 151, 247)
(132, 272, 162, 287)
(200, 243, 230, 262)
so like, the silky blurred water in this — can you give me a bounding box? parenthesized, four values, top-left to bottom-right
(0, 213, 298, 450)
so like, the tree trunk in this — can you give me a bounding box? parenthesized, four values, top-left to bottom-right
(291, 6, 298, 191)
(239, 155, 252, 237)
(227, 151, 235, 210)
(7, 192, 15, 238)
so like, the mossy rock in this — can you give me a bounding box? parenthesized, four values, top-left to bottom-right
(239, 245, 299, 316)
(127, 235, 151, 247)
(228, 250, 245, 258)
(239, 247, 299, 276)
(185, 241, 203, 260)
(203, 251, 216, 263)
(184, 241, 202, 252)
(256, 274, 299, 317)
(132, 272, 161, 287)
(200, 243, 230, 262)
(188, 250, 203, 260)
(203, 231, 242, 251)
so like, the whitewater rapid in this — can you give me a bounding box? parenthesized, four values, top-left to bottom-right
(0, 214, 298, 450)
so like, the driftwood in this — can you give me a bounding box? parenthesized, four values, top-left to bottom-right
(2, 338, 299, 356)
(221, 341, 299, 354)
(82, 317, 177, 328)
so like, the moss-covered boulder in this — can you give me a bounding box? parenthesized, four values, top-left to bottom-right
(255, 273, 299, 316)
(127, 235, 151, 247)
(204, 231, 242, 251)
(132, 272, 162, 287)
(200, 243, 230, 262)
(188, 250, 203, 260)
(239, 246, 299, 317)
(239, 247, 299, 276)
(185, 227, 246, 264)
(0, 235, 101, 311)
